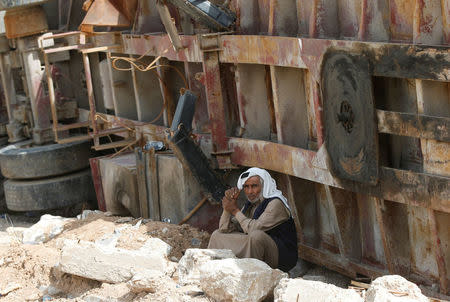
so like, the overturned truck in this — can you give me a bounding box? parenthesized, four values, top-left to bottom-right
(0, 0, 448, 299)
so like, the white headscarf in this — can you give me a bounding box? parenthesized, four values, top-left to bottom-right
(237, 167, 291, 212)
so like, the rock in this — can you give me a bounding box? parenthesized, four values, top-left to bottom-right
(115, 217, 133, 224)
(82, 283, 130, 302)
(184, 286, 205, 297)
(25, 292, 41, 301)
(178, 249, 236, 286)
(22, 214, 74, 244)
(83, 295, 115, 302)
(0, 256, 12, 266)
(39, 285, 62, 296)
(6, 227, 27, 241)
(94, 229, 124, 248)
(288, 259, 312, 278)
(0, 282, 21, 296)
(77, 210, 103, 220)
(60, 238, 172, 283)
(365, 275, 428, 302)
(274, 278, 363, 302)
(191, 238, 202, 247)
(0, 231, 11, 246)
(198, 258, 287, 302)
(127, 270, 176, 293)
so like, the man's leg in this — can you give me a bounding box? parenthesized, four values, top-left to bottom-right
(208, 230, 278, 269)
(246, 230, 278, 269)
(208, 230, 251, 257)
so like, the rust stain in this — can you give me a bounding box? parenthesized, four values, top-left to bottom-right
(389, 0, 415, 41)
(4, 6, 48, 39)
(339, 148, 365, 176)
(300, 38, 331, 80)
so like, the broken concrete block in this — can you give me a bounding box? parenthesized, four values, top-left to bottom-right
(82, 283, 130, 302)
(274, 278, 363, 302)
(100, 154, 140, 217)
(60, 238, 172, 283)
(6, 227, 27, 241)
(22, 214, 74, 244)
(178, 248, 236, 286)
(38, 285, 62, 297)
(0, 231, 11, 246)
(0, 282, 21, 296)
(365, 275, 428, 302)
(198, 258, 287, 302)
(127, 270, 176, 293)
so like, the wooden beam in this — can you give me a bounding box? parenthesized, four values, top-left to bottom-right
(298, 243, 387, 279)
(377, 110, 450, 142)
(156, 2, 184, 51)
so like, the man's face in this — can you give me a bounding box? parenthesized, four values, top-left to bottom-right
(243, 176, 262, 203)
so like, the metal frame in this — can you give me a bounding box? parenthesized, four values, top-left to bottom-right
(40, 31, 136, 149)
(69, 27, 449, 297)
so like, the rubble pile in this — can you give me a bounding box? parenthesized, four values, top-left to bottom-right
(0, 212, 437, 302)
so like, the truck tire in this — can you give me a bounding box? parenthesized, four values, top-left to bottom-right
(0, 140, 92, 180)
(4, 169, 95, 211)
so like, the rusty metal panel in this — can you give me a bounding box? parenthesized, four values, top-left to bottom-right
(201, 36, 228, 154)
(69, 1, 450, 297)
(122, 34, 203, 62)
(130, 56, 165, 123)
(235, 64, 271, 141)
(377, 110, 450, 142)
(81, 0, 132, 28)
(4, 5, 47, 38)
(0, 0, 49, 10)
(109, 0, 137, 22)
(435, 210, 450, 292)
(443, 0, 450, 44)
(389, 0, 415, 41)
(270, 66, 309, 148)
(357, 195, 387, 267)
(89, 157, 107, 212)
(107, 56, 138, 120)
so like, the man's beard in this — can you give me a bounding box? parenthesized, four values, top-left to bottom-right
(248, 192, 263, 203)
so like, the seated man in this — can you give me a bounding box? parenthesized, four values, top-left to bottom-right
(208, 167, 298, 272)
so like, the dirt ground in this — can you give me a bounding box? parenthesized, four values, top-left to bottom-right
(0, 212, 212, 301)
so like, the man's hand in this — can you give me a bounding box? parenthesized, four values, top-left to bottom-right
(222, 187, 240, 215)
(225, 187, 240, 200)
